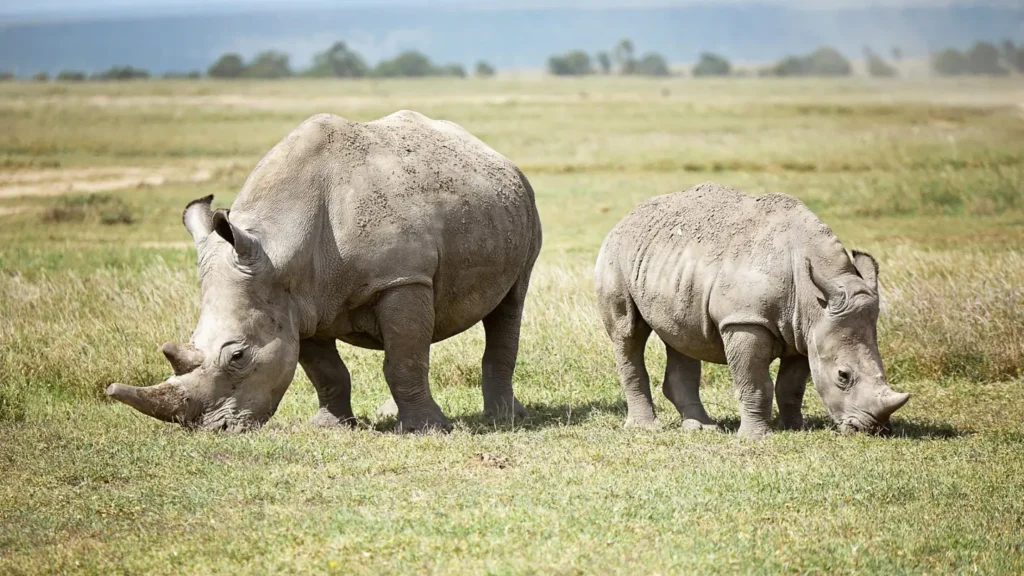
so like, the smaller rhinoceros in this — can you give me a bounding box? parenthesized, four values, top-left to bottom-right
(594, 182, 908, 438)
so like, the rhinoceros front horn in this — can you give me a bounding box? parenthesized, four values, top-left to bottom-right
(875, 389, 910, 420)
(106, 382, 189, 423)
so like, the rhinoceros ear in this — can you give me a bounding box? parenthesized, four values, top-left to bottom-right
(182, 195, 215, 245)
(212, 209, 263, 264)
(805, 258, 846, 313)
(851, 251, 879, 292)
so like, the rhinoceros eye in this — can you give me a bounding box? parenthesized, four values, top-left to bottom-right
(837, 368, 853, 388)
(222, 346, 246, 367)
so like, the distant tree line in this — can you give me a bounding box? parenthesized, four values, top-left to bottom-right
(544, 42, 894, 79)
(757, 39, 1024, 78)
(3, 66, 180, 82)
(688, 40, 1022, 78)
(761, 47, 853, 77)
(0, 66, 154, 82)
(207, 43, 489, 79)
(932, 40, 1024, 76)
(549, 39, 671, 77)
(0, 41, 496, 82)
(4, 37, 1024, 81)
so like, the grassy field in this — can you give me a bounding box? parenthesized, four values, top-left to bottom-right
(1, 77, 1023, 574)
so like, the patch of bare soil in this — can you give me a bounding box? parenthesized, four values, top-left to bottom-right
(0, 164, 228, 198)
(471, 452, 512, 469)
(0, 206, 27, 217)
(139, 241, 193, 249)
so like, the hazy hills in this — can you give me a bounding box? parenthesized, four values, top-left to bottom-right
(1, 2, 1022, 75)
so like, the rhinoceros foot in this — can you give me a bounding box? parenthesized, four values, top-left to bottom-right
(310, 407, 356, 428)
(389, 397, 452, 434)
(681, 418, 720, 432)
(376, 397, 451, 432)
(396, 413, 452, 434)
(737, 422, 773, 440)
(483, 397, 527, 420)
(624, 416, 663, 430)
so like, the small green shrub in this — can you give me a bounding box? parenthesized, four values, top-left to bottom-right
(548, 51, 594, 76)
(765, 46, 852, 77)
(243, 51, 292, 79)
(93, 66, 150, 81)
(162, 70, 202, 79)
(208, 53, 245, 78)
(41, 194, 136, 226)
(56, 70, 87, 82)
(864, 46, 898, 77)
(633, 53, 670, 77)
(966, 41, 1007, 75)
(475, 61, 496, 77)
(372, 51, 463, 78)
(306, 41, 368, 78)
(692, 52, 731, 77)
(932, 49, 969, 76)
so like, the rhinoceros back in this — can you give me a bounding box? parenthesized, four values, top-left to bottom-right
(229, 112, 541, 343)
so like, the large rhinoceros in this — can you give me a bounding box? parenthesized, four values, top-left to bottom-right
(107, 111, 542, 432)
(595, 182, 908, 438)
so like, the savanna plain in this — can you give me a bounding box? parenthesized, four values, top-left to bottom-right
(1, 77, 1023, 574)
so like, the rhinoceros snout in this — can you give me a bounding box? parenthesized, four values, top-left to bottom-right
(838, 390, 910, 435)
(198, 409, 265, 433)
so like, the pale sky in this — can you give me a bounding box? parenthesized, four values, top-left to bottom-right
(0, 0, 1012, 17)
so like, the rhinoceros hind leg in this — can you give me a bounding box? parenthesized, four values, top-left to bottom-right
(663, 345, 717, 431)
(299, 338, 356, 428)
(376, 285, 452, 433)
(481, 275, 531, 420)
(775, 355, 809, 431)
(600, 292, 657, 428)
(722, 325, 776, 439)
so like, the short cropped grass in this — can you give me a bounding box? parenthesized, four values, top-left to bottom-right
(1, 77, 1023, 574)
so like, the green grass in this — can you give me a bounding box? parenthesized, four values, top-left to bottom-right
(1, 77, 1023, 574)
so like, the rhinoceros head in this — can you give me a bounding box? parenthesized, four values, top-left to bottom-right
(107, 196, 300, 431)
(805, 251, 909, 433)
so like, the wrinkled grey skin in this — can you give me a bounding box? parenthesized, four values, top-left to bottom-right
(107, 111, 542, 432)
(595, 182, 909, 438)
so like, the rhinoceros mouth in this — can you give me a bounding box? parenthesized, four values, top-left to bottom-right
(194, 402, 266, 433)
(838, 413, 891, 436)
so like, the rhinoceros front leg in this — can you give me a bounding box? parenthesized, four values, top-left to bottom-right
(481, 276, 530, 420)
(722, 325, 776, 439)
(376, 285, 451, 433)
(662, 344, 717, 431)
(299, 338, 356, 428)
(775, 355, 809, 431)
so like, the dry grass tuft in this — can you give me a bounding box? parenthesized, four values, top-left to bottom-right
(0, 263, 198, 405)
(880, 249, 1024, 382)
